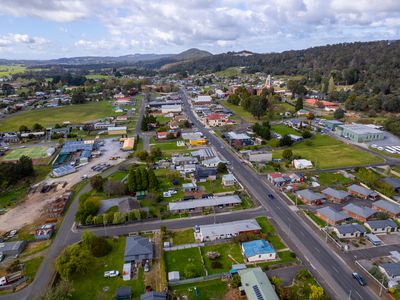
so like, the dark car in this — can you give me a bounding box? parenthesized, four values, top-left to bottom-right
(268, 193, 274, 199)
(352, 272, 366, 286)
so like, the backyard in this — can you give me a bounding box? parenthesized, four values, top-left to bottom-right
(0, 101, 115, 131)
(170, 279, 229, 300)
(317, 172, 353, 186)
(201, 242, 243, 274)
(70, 237, 145, 300)
(273, 134, 383, 169)
(164, 247, 205, 279)
(171, 229, 195, 245)
(271, 124, 299, 136)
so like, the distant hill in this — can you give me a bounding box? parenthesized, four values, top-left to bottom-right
(174, 48, 212, 61)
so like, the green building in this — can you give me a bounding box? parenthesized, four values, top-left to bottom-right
(335, 124, 384, 143)
(238, 267, 279, 300)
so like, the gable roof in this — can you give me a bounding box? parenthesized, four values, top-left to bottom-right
(321, 187, 350, 200)
(238, 267, 279, 300)
(373, 200, 400, 214)
(124, 236, 153, 258)
(343, 203, 375, 218)
(316, 206, 349, 222)
(348, 184, 377, 197)
(335, 223, 366, 234)
(242, 240, 276, 258)
(295, 189, 325, 201)
(380, 263, 400, 277)
(383, 177, 400, 189)
(365, 219, 398, 229)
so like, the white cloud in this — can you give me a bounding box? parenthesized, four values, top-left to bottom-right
(0, 0, 400, 56)
(0, 33, 48, 49)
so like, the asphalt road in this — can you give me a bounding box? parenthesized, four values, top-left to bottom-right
(179, 89, 380, 300)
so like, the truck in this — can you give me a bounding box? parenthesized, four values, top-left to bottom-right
(0, 271, 24, 286)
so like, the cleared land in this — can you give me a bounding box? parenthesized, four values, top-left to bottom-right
(0, 101, 115, 131)
(2, 146, 49, 161)
(271, 124, 299, 136)
(273, 135, 384, 169)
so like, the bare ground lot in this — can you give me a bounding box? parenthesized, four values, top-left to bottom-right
(0, 138, 129, 233)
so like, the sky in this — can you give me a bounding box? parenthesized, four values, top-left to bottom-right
(0, 0, 399, 59)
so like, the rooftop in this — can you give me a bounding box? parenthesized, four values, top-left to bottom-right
(169, 195, 241, 211)
(343, 203, 375, 218)
(242, 240, 276, 258)
(198, 219, 261, 237)
(321, 187, 350, 200)
(317, 206, 349, 222)
(335, 223, 366, 234)
(338, 124, 383, 135)
(365, 219, 398, 229)
(373, 200, 400, 214)
(238, 267, 279, 300)
(295, 189, 325, 201)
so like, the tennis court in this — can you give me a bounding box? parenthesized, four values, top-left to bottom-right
(2, 146, 49, 161)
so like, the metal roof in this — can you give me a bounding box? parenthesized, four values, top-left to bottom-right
(373, 200, 400, 214)
(242, 240, 276, 258)
(365, 219, 398, 229)
(335, 223, 366, 234)
(321, 187, 350, 200)
(316, 206, 349, 222)
(168, 195, 241, 211)
(343, 203, 375, 218)
(238, 267, 279, 300)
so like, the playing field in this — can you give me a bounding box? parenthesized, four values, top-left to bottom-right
(273, 135, 384, 169)
(0, 101, 114, 131)
(2, 146, 49, 161)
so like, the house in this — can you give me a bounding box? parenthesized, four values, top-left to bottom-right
(295, 189, 325, 205)
(194, 219, 261, 242)
(161, 104, 182, 114)
(379, 263, 400, 282)
(172, 156, 198, 165)
(168, 195, 241, 213)
(364, 219, 398, 234)
(296, 109, 310, 116)
(238, 267, 279, 300)
(0, 240, 27, 256)
(115, 287, 131, 300)
(287, 173, 304, 183)
(124, 236, 153, 263)
(383, 177, 400, 192)
(108, 126, 127, 135)
(321, 187, 350, 204)
(242, 240, 276, 262)
(348, 184, 379, 200)
(372, 200, 400, 218)
(267, 172, 290, 187)
(316, 206, 350, 226)
(222, 174, 236, 186)
(182, 182, 198, 192)
(206, 113, 228, 127)
(140, 291, 167, 300)
(156, 132, 168, 140)
(293, 159, 313, 169)
(194, 166, 217, 182)
(116, 115, 129, 121)
(334, 223, 367, 239)
(35, 224, 55, 240)
(189, 137, 206, 146)
(202, 157, 222, 167)
(226, 132, 253, 147)
(342, 203, 375, 222)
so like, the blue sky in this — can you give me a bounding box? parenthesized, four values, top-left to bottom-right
(0, 0, 399, 59)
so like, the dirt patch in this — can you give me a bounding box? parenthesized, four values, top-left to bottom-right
(223, 289, 240, 300)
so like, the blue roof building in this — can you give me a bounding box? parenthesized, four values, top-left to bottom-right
(242, 239, 277, 262)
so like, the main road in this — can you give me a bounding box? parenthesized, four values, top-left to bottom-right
(180, 89, 380, 300)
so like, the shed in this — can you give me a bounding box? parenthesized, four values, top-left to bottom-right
(168, 271, 180, 281)
(115, 286, 131, 300)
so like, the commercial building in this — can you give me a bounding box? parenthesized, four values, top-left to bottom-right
(206, 113, 229, 127)
(0, 240, 27, 256)
(293, 159, 313, 169)
(335, 124, 384, 143)
(226, 132, 253, 147)
(121, 137, 135, 151)
(238, 267, 279, 300)
(242, 240, 276, 262)
(194, 219, 261, 242)
(243, 150, 272, 163)
(193, 95, 212, 105)
(189, 137, 206, 146)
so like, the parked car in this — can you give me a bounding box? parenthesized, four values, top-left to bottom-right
(352, 272, 366, 286)
(268, 193, 274, 199)
(144, 261, 150, 272)
(104, 270, 119, 278)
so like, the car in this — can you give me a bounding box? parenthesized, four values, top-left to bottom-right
(104, 270, 119, 278)
(352, 272, 366, 286)
(268, 193, 274, 199)
(144, 262, 150, 272)
(0, 252, 4, 262)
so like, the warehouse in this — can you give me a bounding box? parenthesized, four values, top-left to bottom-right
(0, 240, 27, 256)
(335, 124, 384, 143)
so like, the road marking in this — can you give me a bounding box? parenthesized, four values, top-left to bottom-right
(315, 247, 320, 253)
(332, 266, 339, 273)
(355, 290, 362, 299)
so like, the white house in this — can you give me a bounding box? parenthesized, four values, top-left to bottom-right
(364, 219, 398, 234)
(222, 174, 236, 186)
(333, 223, 366, 239)
(293, 159, 313, 169)
(242, 240, 276, 262)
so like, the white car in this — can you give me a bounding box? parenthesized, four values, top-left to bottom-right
(163, 192, 172, 198)
(370, 144, 378, 149)
(104, 270, 119, 278)
(168, 190, 178, 195)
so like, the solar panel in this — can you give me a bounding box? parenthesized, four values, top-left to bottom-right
(252, 285, 264, 300)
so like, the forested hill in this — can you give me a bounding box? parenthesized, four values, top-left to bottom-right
(164, 40, 400, 86)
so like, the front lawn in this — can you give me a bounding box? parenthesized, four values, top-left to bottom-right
(273, 134, 383, 169)
(271, 124, 299, 136)
(201, 243, 244, 274)
(256, 217, 286, 250)
(164, 247, 205, 279)
(171, 279, 229, 300)
(172, 229, 195, 246)
(305, 211, 327, 228)
(317, 172, 353, 187)
(197, 178, 238, 194)
(71, 237, 145, 300)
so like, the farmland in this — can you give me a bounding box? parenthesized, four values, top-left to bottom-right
(0, 65, 27, 77)
(0, 101, 115, 131)
(273, 134, 383, 169)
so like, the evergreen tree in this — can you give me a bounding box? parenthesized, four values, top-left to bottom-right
(127, 168, 137, 192)
(147, 169, 158, 191)
(295, 97, 303, 111)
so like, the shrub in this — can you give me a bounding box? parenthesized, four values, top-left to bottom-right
(211, 261, 223, 269)
(91, 237, 112, 257)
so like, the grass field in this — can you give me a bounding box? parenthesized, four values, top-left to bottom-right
(273, 135, 383, 169)
(271, 124, 299, 136)
(221, 100, 260, 124)
(0, 65, 27, 77)
(0, 101, 115, 131)
(71, 237, 145, 300)
(256, 217, 286, 250)
(215, 67, 242, 77)
(2, 146, 49, 161)
(23, 256, 44, 283)
(317, 172, 353, 186)
(85, 74, 111, 80)
(201, 243, 243, 274)
(164, 247, 205, 279)
(171, 279, 228, 300)
(172, 229, 195, 245)
(197, 178, 238, 194)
